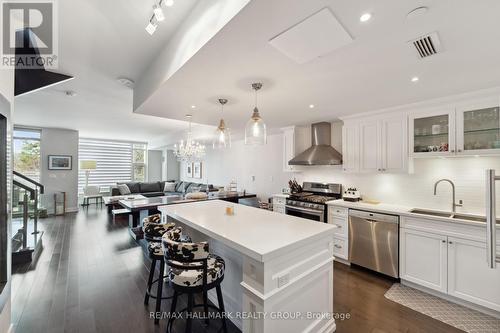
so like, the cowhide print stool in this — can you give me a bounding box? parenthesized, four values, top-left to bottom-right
(143, 214, 176, 325)
(162, 227, 228, 333)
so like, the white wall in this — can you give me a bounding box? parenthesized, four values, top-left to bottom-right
(183, 132, 500, 216)
(181, 133, 291, 197)
(163, 149, 180, 181)
(147, 150, 162, 182)
(40, 128, 79, 213)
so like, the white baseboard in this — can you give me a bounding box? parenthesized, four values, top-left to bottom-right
(66, 207, 79, 213)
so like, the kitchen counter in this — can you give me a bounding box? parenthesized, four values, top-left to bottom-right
(160, 200, 337, 333)
(326, 199, 499, 227)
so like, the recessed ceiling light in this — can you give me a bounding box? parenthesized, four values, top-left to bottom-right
(165, 0, 174, 7)
(65, 90, 77, 97)
(191, 105, 196, 109)
(309, 104, 315, 109)
(360, 13, 372, 22)
(411, 76, 419, 82)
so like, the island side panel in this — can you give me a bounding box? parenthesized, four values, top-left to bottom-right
(241, 234, 336, 333)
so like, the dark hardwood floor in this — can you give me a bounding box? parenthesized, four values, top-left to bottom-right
(11, 207, 463, 333)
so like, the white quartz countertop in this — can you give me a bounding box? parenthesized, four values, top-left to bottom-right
(326, 199, 499, 227)
(159, 200, 336, 262)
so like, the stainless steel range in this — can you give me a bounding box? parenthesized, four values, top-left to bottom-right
(286, 182, 342, 222)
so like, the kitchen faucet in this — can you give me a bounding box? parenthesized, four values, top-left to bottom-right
(433, 179, 463, 213)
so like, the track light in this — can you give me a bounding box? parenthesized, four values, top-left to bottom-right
(145, 18, 158, 35)
(165, 0, 174, 7)
(153, 4, 165, 22)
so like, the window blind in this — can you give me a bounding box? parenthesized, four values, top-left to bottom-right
(78, 138, 145, 194)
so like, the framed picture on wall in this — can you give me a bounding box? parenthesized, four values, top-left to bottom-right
(186, 163, 193, 177)
(48, 155, 72, 170)
(193, 162, 202, 179)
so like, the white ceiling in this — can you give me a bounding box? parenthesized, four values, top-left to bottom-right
(13, 0, 201, 143)
(135, 0, 500, 134)
(13, 0, 500, 147)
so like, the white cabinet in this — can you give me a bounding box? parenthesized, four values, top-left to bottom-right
(341, 123, 359, 172)
(359, 120, 379, 172)
(400, 216, 500, 312)
(342, 113, 408, 173)
(380, 116, 408, 172)
(400, 228, 448, 293)
(282, 127, 297, 172)
(328, 205, 348, 261)
(447, 237, 500, 312)
(273, 195, 287, 214)
(410, 97, 500, 157)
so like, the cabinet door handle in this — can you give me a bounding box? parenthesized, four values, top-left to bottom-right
(334, 244, 342, 249)
(451, 149, 455, 153)
(334, 224, 342, 228)
(449, 241, 453, 244)
(442, 240, 446, 243)
(378, 168, 381, 171)
(458, 150, 462, 152)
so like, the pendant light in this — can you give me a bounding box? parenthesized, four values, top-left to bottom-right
(213, 99, 231, 149)
(245, 83, 267, 145)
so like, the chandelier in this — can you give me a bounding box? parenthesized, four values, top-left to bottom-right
(173, 115, 206, 162)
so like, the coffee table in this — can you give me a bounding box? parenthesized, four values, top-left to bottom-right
(103, 194, 146, 214)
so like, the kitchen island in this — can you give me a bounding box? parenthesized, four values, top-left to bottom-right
(159, 200, 337, 333)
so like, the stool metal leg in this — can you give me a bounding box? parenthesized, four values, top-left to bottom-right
(185, 293, 194, 333)
(155, 259, 165, 325)
(144, 258, 157, 305)
(216, 285, 228, 333)
(203, 290, 209, 325)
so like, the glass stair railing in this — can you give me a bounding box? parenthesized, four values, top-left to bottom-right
(12, 171, 45, 265)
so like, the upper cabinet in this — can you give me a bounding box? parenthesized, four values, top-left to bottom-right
(409, 107, 456, 157)
(410, 97, 500, 157)
(456, 98, 500, 155)
(342, 112, 408, 173)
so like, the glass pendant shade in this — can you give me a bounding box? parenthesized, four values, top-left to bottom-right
(213, 99, 231, 149)
(245, 108, 267, 145)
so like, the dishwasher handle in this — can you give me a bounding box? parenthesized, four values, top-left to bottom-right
(349, 209, 399, 224)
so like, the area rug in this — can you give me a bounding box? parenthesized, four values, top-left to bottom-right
(384, 283, 500, 333)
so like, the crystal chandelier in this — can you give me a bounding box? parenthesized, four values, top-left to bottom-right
(245, 83, 267, 145)
(173, 115, 206, 162)
(213, 99, 231, 149)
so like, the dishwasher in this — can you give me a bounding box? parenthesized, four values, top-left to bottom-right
(348, 209, 399, 278)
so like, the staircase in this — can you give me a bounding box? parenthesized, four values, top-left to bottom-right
(12, 171, 45, 265)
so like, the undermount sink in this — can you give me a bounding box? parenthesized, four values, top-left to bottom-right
(409, 209, 453, 218)
(410, 209, 498, 224)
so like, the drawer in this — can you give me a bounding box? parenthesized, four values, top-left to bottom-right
(333, 237, 348, 260)
(329, 215, 348, 238)
(273, 197, 286, 205)
(330, 206, 348, 217)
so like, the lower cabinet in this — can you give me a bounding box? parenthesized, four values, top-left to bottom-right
(273, 195, 286, 214)
(401, 226, 500, 312)
(400, 228, 448, 293)
(328, 205, 349, 261)
(447, 237, 500, 312)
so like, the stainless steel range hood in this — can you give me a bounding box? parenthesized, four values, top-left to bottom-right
(288, 122, 342, 166)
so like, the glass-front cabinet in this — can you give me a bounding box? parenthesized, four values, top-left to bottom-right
(456, 99, 500, 155)
(410, 108, 456, 157)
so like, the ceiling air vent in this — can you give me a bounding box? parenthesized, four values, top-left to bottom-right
(409, 32, 442, 59)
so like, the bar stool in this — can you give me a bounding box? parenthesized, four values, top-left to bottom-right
(143, 214, 176, 324)
(162, 228, 228, 333)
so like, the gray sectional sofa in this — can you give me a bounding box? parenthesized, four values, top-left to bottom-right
(111, 181, 217, 198)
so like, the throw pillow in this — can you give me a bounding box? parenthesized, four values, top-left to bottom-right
(164, 182, 176, 192)
(117, 184, 131, 195)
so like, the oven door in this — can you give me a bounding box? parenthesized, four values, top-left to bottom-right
(285, 205, 325, 222)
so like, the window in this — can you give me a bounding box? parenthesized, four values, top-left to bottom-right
(13, 127, 41, 182)
(78, 138, 147, 194)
